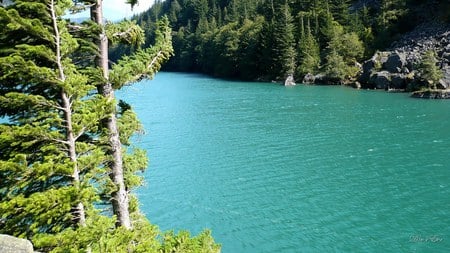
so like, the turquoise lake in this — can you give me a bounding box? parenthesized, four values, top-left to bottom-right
(118, 72, 450, 252)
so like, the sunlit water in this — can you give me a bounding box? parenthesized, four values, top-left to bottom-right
(118, 72, 450, 252)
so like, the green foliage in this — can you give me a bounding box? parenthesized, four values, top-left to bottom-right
(110, 16, 173, 89)
(324, 50, 349, 81)
(0, 0, 108, 242)
(297, 15, 320, 76)
(272, 1, 297, 80)
(324, 19, 364, 81)
(106, 20, 146, 47)
(161, 230, 221, 253)
(127, 0, 442, 83)
(34, 213, 161, 253)
(418, 50, 444, 89)
(328, 32, 364, 64)
(1, 1, 219, 253)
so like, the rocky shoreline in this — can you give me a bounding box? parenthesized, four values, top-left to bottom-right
(301, 21, 450, 99)
(411, 89, 450, 99)
(359, 22, 450, 93)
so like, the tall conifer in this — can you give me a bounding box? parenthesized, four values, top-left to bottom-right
(71, 0, 173, 229)
(272, 0, 296, 80)
(0, 0, 107, 243)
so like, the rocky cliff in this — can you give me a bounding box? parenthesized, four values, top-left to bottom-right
(358, 22, 450, 97)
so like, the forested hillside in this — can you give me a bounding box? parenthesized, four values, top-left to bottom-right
(122, 0, 450, 84)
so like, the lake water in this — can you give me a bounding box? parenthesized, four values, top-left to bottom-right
(118, 72, 450, 252)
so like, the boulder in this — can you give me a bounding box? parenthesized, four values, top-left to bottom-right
(314, 73, 327, 84)
(352, 81, 362, 89)
(390, 74, 407, 89)
(302, 73, 315, 84)
(442, 52, 450, 62)
(359, 58, 376, 83)
(0, 234, 34, 253)
(383, 52, 407, 73)
(371, 71, 391, 90)
(284, 74, 296, 86)
(437, 65, 450, 89)
(412, 89, 450, 99)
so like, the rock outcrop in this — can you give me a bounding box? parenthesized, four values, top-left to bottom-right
(302, 73, 315, 84)
(0, 234, 34, 253)
(358, 21, 450, 96)
(411, 89, 450, 99)
(284, 74, 296, 86)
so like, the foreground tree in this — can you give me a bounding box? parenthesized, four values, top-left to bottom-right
(1, 1, 220, 252)
(0, 0, 107, 241)
(70, 0, 173, 229)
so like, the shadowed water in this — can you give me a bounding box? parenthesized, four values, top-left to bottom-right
(118, 72, 450, 252)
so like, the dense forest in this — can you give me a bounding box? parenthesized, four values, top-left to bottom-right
(118, 0, 450, 83)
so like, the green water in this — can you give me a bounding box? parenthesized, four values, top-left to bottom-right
(119, 72, 450, 252)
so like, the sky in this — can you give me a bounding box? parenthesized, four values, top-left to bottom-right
(104, 0, 154, 20)
(69, 0, 155, 21)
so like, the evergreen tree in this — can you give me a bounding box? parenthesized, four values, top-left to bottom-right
(1, 1, 220, 252)
(272, 1, 296, 80)
(297, 14, 320, 76)
(324, 49, 348, 81)
(236, 16, 266, 80)
(0, 0, 107, 245)
(75, 0, 173, 229)
(375, 0, 409, 47)
(419, 50, 444, 89)
(323, 15, 364, 82)
(330, 0, 350, 25)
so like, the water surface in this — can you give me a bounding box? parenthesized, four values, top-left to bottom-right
(119, 72, 450, 252)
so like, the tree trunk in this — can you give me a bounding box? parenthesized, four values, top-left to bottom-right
(50, 0, 86, 226)
(91, 0, 131, 229)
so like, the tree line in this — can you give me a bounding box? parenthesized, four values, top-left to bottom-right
(123, 0, 448, 83)
(0, 0, 219, 252)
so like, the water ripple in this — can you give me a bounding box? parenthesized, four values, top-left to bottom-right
(121, 73, 450, 253)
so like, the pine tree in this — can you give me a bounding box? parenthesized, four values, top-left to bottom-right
(78, 0, 173, 229)
(324, 49, 348, 81)
(297, 14, 320, 76)
(330, 0, 351, 25)
(272, 0, 296, 81)
(323, 12, 364, 82)
(419, 50, 444, 90)
(0, 0, 107, 244)
(1, 1, 219, 252)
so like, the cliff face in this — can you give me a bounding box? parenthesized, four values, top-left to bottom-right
(358, 21, 450, 96)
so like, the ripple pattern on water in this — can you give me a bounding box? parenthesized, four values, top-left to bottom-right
(119, 73, 450, 253)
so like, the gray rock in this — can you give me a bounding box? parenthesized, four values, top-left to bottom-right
(384, 52, 407, 73)
(390, 74, 407, 89)
(314, 73, 326, 83)
(442, 52, 450, 62)
(284, 74, 296, 86)
(379, 55, 389, 65)
(372, 71, 391, 90)
(412, 90, 450, 99)
(352, 81, 362, 89)
(437, 66, 450, 89)
(359, 59, 376, 83)
(0, 234, 34, 253)
(302, 73, 315, 84)
(437, 79, 448, 89)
